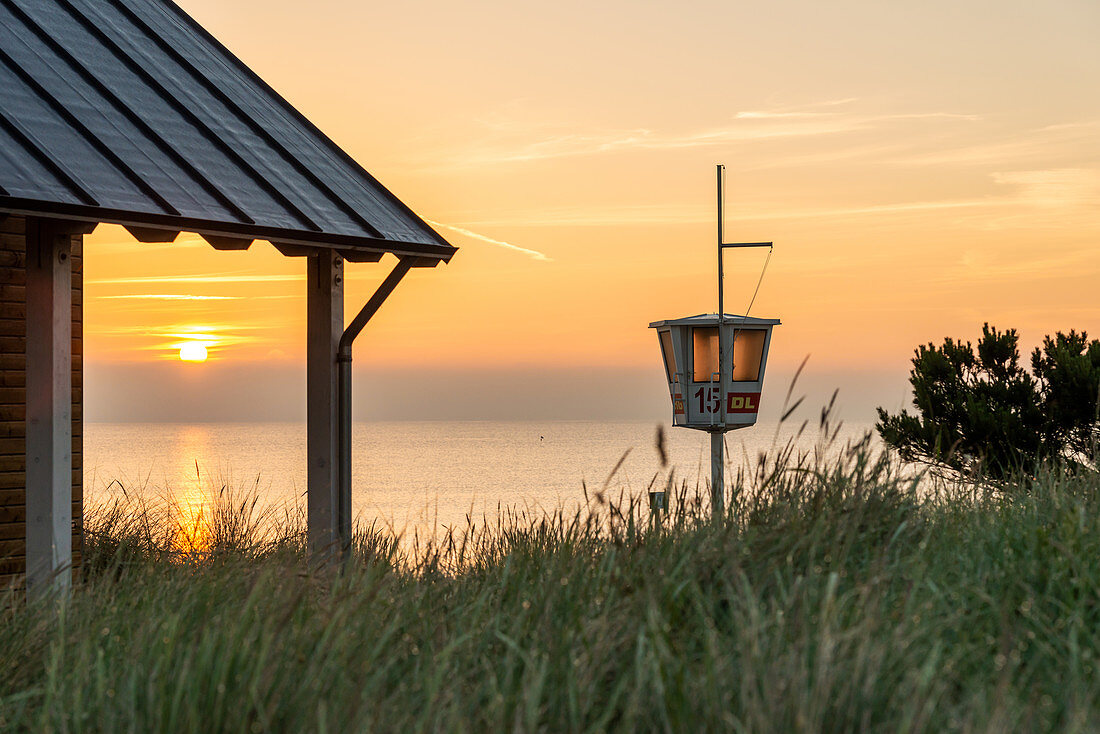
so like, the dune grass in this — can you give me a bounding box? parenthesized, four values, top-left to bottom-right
(3, 427, 1100, 732)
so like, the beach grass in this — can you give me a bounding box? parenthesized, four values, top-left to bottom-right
(3, 427, 1100, 731)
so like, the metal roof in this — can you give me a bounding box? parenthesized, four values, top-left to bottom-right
(0, 0, 455, 261)
(648, 314, 781, 328)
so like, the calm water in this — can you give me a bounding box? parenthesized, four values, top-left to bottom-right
(83, 420, 875, 535)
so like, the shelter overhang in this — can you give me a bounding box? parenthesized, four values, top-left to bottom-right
(0, 198, 456, 262)
(0, 0, 455, 264)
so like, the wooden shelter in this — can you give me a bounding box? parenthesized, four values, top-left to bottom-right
(0, 0, 456, 594)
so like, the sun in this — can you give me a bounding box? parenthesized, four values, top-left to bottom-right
(179, 343, 209, 362)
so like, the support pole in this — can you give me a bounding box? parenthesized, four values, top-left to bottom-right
(710, 431, 724, 517)
(337, 258, 414, 559)
(306, 253, 343, 559)
(25, 218, 72, 598)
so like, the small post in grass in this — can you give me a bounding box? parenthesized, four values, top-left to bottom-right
(649, 488, 667, 518)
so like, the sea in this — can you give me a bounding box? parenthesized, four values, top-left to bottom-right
(83, 419, 876, 536)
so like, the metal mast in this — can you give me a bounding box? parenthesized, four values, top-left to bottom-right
(713, 165, 726, 515)
(712, 164, 773, 517)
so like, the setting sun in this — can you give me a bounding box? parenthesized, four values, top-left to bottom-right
(179, 343, 209, 363)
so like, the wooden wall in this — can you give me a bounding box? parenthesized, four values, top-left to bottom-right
(0, 215, 83, 590)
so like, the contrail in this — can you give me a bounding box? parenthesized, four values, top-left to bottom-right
(425, 220, 552, 262)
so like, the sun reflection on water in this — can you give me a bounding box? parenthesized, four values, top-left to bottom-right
(171, 425, 216, 553)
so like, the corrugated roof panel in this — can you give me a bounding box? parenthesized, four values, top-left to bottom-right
(0, 4, 243, 221)
(0, 123, 83, 203)
(127, 0, 436, 244)
(22, 0, 306, 228)
(0, 38, 168, 211)
(79, 0, 364, 235)
(0, 0, 455, 260)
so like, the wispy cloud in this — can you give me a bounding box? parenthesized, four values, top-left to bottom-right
(445, 120, 858, 166)
(87, 322, 273, 358)
(425, 219, 552, 262)
(445, 168, 1100, 229)
(447, 198, 997, 228)
(990, 168, 1100, 208)
(95, 294, 296, 301)
(449, 206, 706, 228)
(438, 102, 980, 167)
(97, 294, 241, 301)
(886, 119, 1100, 168)
(931, 246, 1100, 290)
(90, 322, 275, 336)
(88, 274, 301, 285)
(734, 110, 836, 120)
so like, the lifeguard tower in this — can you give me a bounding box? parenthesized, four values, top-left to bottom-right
(649, 313, 779, 430)
(651, 166, 779, 513)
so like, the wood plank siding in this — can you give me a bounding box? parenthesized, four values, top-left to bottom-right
(0, 215, 82, 590)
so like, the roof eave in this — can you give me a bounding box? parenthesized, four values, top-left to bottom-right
(0, 197, 457, 262)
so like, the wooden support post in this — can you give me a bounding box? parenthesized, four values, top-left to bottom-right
(306, 252, 343, 559)
(24, 218, 72, 597)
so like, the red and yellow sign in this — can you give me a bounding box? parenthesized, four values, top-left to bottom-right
(726, 392, 760, 414)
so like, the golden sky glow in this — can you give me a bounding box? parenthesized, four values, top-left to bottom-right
(82, 0, 1100, 420)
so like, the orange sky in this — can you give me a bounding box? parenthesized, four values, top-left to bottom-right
(83, 0, 1100, 421)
